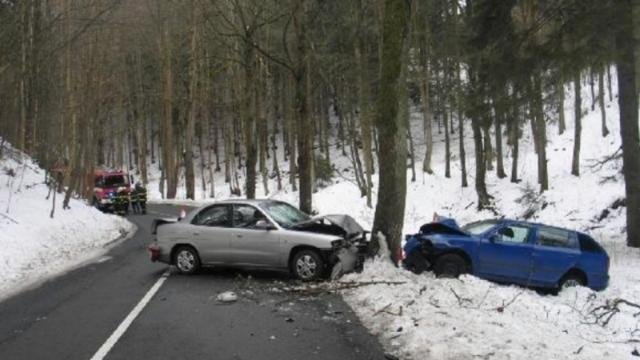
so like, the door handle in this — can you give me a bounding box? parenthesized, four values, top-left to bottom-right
(236, 234, 243, 238)
(193, 232, 200, 236)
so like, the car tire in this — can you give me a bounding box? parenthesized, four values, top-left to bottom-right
(433, 253, 468, 278)
(173, 246, 201, 275)
(559, 273, 586, 289)
(291, 249, 324, 281)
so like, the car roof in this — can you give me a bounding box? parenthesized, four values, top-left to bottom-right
(488, 218, 577, 233)
(201, 199, 286, 206)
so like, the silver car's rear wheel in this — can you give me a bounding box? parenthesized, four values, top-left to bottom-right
(174, 246, 200, 275)
(292, 250, 324, 281)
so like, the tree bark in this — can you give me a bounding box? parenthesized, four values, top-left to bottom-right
(615, 0, 640, 248)
(494, 104, 506, 179)
(159, 10, 177, 199)
(557, 78, 566, 135)
(294, 0, 313, 213)
(598, 67, 609, 137)
(356, 40, 374, 207)
(370, 0, 410, 262)
(571, 72, 581, 177)
(184, 4, 199, 200)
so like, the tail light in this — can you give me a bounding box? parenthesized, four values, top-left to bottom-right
(148, 244, 160, 262)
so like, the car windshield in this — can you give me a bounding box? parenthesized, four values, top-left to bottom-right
(103, 175, 126, 188)
(260, 201, 310, 229)
(461, 220, 498, 235)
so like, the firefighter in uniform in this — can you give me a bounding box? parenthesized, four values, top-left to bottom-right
(113, 189, 130, 215)
(131, 182, 147, 214)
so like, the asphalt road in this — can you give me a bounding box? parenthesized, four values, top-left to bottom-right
(0, 204, 386, 360)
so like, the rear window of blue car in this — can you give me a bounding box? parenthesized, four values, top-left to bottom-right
(537, 227, 575, 249)
(577, 233, 605, 253)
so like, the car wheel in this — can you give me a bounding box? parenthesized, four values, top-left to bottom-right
(433, 254, 468, 278)
(559, 273, 586, 289)
(292, 250, 324, 281)
(173, 246, 200, 275)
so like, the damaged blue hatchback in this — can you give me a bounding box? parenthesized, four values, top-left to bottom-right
(403, 218, 609, 291)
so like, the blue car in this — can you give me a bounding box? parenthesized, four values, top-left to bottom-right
(403, 218, 609, 291)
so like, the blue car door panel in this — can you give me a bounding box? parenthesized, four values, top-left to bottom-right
(477, 224, 534, 284)
(532, 227, 580, 286)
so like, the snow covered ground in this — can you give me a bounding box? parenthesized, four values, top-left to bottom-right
(144, 74, 638, 359)
(0, 143, 134, 301)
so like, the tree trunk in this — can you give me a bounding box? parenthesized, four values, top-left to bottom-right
(482, 125, 493, 171)
(532, 74, 548, 191)
(356, 41, 374, 207)
(571, 72, 581, 177)
(294, 0, 313, 213)
(472, 116, 491, 209)
(615, 0, 640, 247)
(184, 5, 199, 200)
(557, 78, 566, 135)
(457, 65, 467, 187)
(443, 109, 451, 178)
(494, 101, 507, 179)
(420, 57, 433, 174)
(159, 12, 177, 199)
(370, 0, 410, 262)
(598, 67, 609, 137)
(242, 34, 257, 199)
(287, 74, 297, 192)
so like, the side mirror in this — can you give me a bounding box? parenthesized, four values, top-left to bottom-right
(489, 234, 500, 243)
(255, 220, 275, 231)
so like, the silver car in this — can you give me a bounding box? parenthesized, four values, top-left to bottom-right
(148, 199, 368, 281)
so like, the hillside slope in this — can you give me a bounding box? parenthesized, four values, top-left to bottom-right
(0, 143, 134, 300)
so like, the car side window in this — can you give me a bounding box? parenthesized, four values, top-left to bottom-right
(537, 227, 573, 248)
(192, 205, 230, 227)
(233, 204, 268, 229)
(496, 225, 530, 244)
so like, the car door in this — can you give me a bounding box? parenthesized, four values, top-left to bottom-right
(531, 227, 580, 287)
(228, 204, 282, 267)
(189, 204, 233, 264)
(477, 224, 534, 284)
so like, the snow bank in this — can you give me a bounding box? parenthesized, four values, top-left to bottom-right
(340, 252, 640, 360)
(0, 143, 134, 300)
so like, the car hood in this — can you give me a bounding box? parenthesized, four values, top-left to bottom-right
(290, 214, 365, 239)
(418, 217, 468, 237)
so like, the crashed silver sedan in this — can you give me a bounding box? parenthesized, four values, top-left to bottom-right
(148, 199, 368, 281)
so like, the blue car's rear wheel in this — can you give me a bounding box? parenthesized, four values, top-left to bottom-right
(559, 273, 586, 289)
(434, 254, 468, 278)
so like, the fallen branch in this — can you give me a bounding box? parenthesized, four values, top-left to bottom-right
(0, 211, 18, 224)
(494, 290, 525, 313)
(450, 288, 473, 307)
(283, 280, 407, 295)
(587, 298, 640, 327)
(373, 303, 392, 316)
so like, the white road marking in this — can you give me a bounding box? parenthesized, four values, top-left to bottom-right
(89, 271, 171, 360)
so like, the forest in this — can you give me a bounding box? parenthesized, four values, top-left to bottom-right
(0, 0, 638, 259)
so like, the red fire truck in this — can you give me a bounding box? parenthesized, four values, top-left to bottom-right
(92, 169, 131, 214)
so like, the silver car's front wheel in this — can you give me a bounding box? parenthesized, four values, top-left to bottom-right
(292, 250, 324, 281)
(174, 246, 200, 275)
